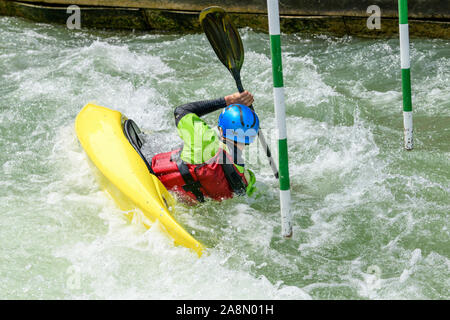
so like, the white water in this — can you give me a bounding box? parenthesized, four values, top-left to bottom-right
(0, 17, 449, 299)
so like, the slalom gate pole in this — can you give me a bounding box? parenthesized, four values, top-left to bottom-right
(267, 0, 292, 238)
(399, 0, 414, 150)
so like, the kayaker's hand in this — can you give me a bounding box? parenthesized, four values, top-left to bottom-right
(225, 91, 254, 107)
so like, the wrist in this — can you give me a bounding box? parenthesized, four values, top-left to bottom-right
(224, 95, 234, 106)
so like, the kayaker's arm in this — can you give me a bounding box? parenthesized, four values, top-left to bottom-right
(174, 98, 226, 126)
(174, 91, 254, 126)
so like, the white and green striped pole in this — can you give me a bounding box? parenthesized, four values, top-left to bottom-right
(267, 0, 292, 238)
(399, 0, 414, 150)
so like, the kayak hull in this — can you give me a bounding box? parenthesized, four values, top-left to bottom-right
(75, 103, 204, 256)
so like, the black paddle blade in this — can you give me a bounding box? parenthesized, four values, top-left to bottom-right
(199, 6, 244, 79)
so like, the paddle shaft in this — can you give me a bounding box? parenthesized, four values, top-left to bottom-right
(234, 75, 279, 179)
(199, 6, 278, 179)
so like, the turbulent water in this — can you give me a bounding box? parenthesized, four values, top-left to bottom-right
(0, 16, 449, 300)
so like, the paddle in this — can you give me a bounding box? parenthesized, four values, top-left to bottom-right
(199, 6, 279, 179)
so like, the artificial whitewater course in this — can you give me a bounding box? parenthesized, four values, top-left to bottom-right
(0, 13, 449, 300)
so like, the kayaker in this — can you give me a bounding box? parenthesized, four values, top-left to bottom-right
(151, 91, 259, 204)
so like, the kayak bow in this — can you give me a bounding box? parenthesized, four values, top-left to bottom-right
(75, 103, 204, 257)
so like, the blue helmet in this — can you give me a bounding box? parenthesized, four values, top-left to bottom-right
(218, 104, 259, 144)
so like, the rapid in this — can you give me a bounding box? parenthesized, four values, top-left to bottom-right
(0, 16, 448, 299)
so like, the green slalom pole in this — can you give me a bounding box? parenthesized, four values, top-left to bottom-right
(267, 0, 292, 238)
(399, 0, 414, 150)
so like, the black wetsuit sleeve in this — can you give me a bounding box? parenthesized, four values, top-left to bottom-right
(174, 97, 227, 127)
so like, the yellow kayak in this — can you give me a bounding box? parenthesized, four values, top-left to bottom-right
(75, 103, 204, 256)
